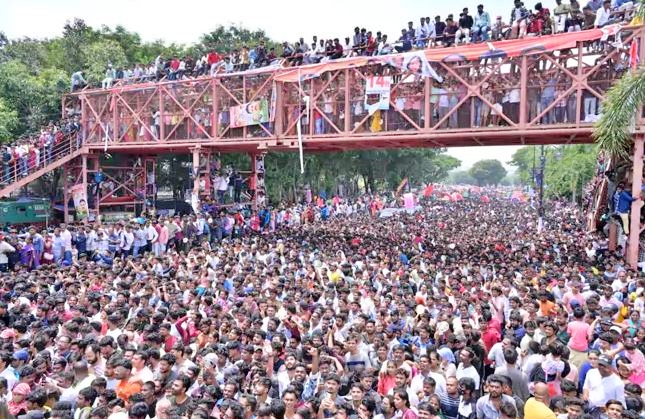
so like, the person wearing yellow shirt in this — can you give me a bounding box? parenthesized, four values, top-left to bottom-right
(525, 382, 556, 419)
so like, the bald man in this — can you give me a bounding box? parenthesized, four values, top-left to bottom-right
(524, 383, 556, 419)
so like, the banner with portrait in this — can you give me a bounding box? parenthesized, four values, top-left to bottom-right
(70, 184, 88, 220)
(230, 99, 271, 128)
(382, 51, 443, 82)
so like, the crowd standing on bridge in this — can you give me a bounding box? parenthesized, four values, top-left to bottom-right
(65, 0, 640, 90)
(0, 187, 644, 419)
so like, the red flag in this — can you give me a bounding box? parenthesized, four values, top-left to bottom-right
(630, 40, 639, 71)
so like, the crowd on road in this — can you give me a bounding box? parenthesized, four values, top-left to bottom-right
(0, 190, 642, 419)
(67, 0, 639, 91)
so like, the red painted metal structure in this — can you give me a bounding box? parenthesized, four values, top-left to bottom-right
(1, 25, 645, 246)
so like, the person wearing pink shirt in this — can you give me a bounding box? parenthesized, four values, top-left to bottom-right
(567, 306, 592, 369)
(157, 222, 169, 256)
(562, 281, 587, 313)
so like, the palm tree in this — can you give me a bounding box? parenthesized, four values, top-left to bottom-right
(593, 8, 645, 157)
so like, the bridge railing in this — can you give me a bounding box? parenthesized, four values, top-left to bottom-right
(0, 132, 82, 189)
(62, 25, 644, 147)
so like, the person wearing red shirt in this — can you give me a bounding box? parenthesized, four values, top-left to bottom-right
(480, 314, 501, 376)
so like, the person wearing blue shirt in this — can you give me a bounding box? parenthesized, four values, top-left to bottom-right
(612, 183, 639, 235)
(395, 29, 412, 53)
(472, 4, 492, 42)
(321, 206, 330, 221)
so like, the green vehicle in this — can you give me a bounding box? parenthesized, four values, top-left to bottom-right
(0, 198, 52, 229)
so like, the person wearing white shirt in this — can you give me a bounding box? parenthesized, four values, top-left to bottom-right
(416, 18, 430, 48)
(132, 351, 155, 384)
(378, 35, 393, 55)
(583, 356, 625, 409)
(456, 349, 481, 390)
(0, 237, 16, 272)
(410, 354, 447, 397)
(86, 227, 98, 254)
(0, 354, 17, 390)
(120, 225, 134, 257)
(145, 223, 158, 253)
(60, 224, 73, 261)
(595, 0, 613, 27)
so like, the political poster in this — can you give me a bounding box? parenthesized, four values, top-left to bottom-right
(403, 192, 415, 210)
(70, 184, 88, 220)
(382, 51, 444, 83)
(365, 75, 392, 115)
(230, 99, 270, 128)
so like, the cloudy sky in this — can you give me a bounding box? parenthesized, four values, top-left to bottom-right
(1, 0, 522, 169)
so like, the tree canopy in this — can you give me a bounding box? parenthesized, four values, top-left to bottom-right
(468, 159, 507, 186)
(509, 145, 597, 201)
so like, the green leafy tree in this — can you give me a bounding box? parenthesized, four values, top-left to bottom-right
(508, 145, 597, 201)
(195, 25, 277, 55)
(83, 40, 128, 83)
(60, 18, 99, 73)
(544, 145, 597, 201)
(509, 146, 539, 185)
(3, 38, 49, 75)
(469, 159, 507, 186)
(99, 25, 143, 65)
(0, 98, 18, 143)
(447, 170, 477, 185)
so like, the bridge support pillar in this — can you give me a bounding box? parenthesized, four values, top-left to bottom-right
(250, 153, 266, 211)
(191, 147, 201, 212)
(81, 154, 88, 224)
(628, 136, 644, 268)
(63, 165, 69, 223)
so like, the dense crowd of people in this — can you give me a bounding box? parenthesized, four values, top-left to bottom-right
(1, 116, 81, 187)
(65, 0, 639, 92)
(0, 189, 642, 419)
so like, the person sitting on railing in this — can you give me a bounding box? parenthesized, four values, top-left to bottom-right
(472, 4, 492, 42)
(415, 17, 430, 48)
(443, 16, 459, 46)
(510, 0, 530, 38)
(365, 32, 378, 56)
(528, 3, 553, 36)
(102, 65, 115, 89)
(433, 16, 446, 46)
(330, 39, 344, 60)
(566, 1, 584, 31)
(492, 16, 511, 40)
(455, 8, 474, 44)
(595, 0, 614, 26)
(377, 35, 393, 55)
(351, 27, 363, 55)
(394, 29, 413, 53)
(167, 56, 180, 80)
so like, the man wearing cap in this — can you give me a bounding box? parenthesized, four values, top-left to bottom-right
(582, 355, 625, 413)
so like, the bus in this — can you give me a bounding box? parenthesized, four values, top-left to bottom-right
(0, 198, 52, 229)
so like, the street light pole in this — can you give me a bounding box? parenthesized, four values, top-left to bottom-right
(538, 145, 546, 233)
